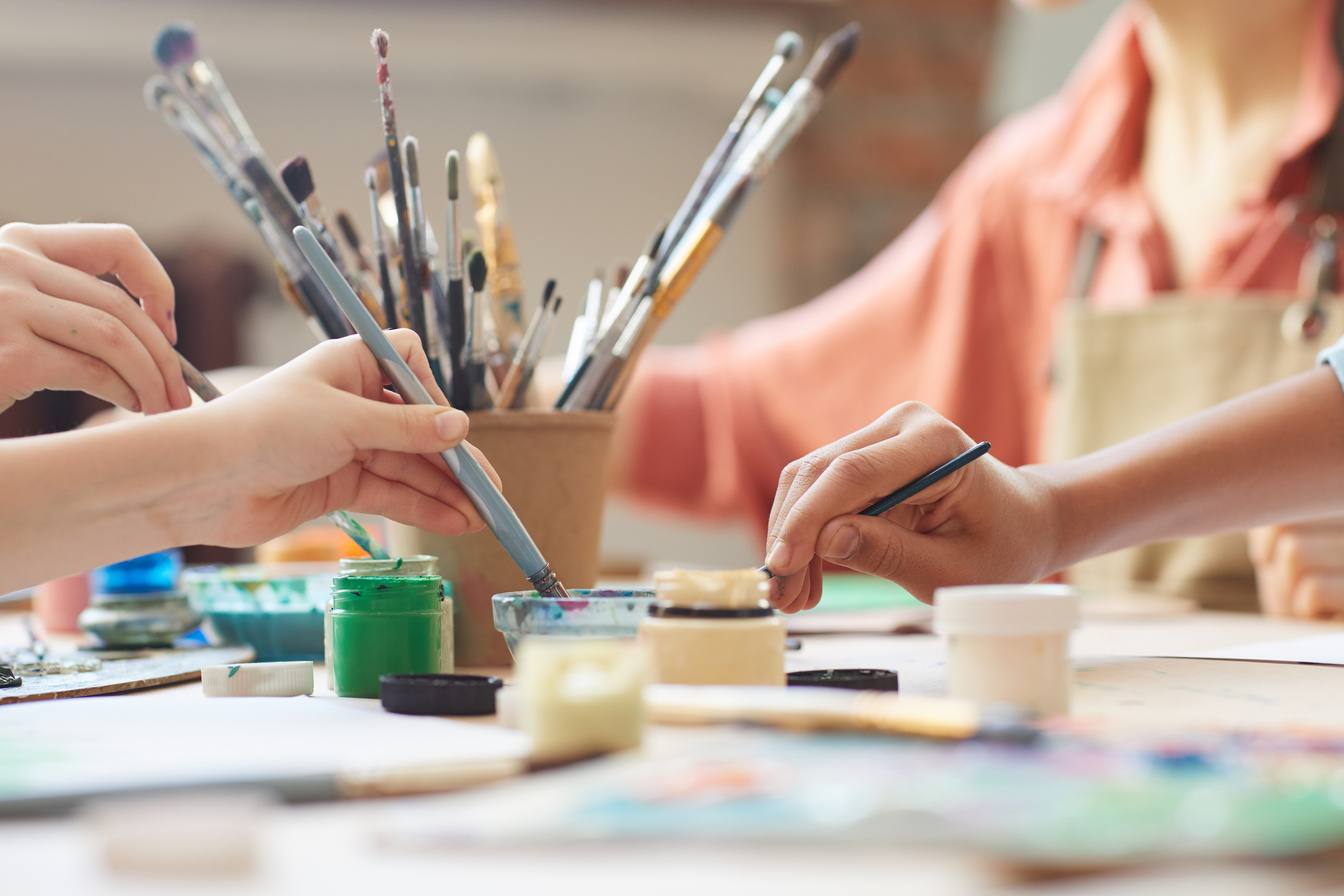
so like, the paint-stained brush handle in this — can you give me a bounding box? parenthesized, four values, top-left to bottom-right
(294, 225, 567, 596)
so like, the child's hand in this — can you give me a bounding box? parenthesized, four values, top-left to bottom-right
(761, 402, 1063, 611)
(0, 223, 191, 415)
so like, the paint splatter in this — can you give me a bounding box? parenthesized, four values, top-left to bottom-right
(227, 665, 240, 678)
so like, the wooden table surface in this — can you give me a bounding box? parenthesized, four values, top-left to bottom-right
(5, 600, 1344, 895)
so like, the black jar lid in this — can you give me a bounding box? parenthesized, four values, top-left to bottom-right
(787, 668, 900, 691)
(380, 673, 503, 715)
(649, 599, 774, 619)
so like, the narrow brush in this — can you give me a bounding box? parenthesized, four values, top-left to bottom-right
(334, 208, 386, 320)
(371, 30, 428, 348)
(496, 280, 556, 408)
(466, 250, 495, 410)
(508, 295, 563, 409)
(445, 151, 469, 409)
(366, 167, 399, 328)
(404, 136, 445, 389)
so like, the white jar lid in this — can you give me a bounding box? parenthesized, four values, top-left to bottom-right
(933, 584, 1079, 636)
(202, 661, 314, 697)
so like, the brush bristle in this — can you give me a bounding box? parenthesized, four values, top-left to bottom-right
(371, 29, 389, 59)
(153, 22, 198, 70)
(775, 31, 803, 61)
(404, 136, 420, 186)
(335, 211, 364, 250)
(446, 151, 460, 201)
(541, 279, 557, 308)
(364, 167, 378, 191)
(468, 250, 488, 292)
(279, 156, 315, 204)
(801, 22, 860, 92)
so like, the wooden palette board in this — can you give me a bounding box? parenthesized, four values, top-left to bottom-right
(0, 645, 254, 705)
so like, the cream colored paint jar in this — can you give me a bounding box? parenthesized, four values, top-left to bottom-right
(639, 569, 785, 686)
(933, 584, 1079, 715)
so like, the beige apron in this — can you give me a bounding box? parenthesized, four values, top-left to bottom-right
(1055, 290, 1344, 611)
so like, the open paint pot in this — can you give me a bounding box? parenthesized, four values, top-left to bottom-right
(491, 589, 655, 659)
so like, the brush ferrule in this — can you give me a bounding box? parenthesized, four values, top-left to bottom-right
(528, 565, 569, 598)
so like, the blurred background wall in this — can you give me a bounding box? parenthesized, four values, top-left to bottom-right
(0, 0, 1121, 570)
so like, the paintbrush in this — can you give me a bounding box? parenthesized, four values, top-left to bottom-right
(370, 30, 428, 351)
(295, 225, 568, 597)
(334, 209, 386, 320)
(445, 151, 469, 410)
(561, 273, 605, 383)
(596, 23, 860, 410)
(644, 684, 1038, 744)
(496, 280, 556, 409)
(364, 167, 400, 328)
(281, 157, 386, 328)
(723, 86, 785, 178)
(404, 136, 446, 390)
(465, 250, 496, 411)
(152, 23, 351, 340)
(239, 198, 327, 341)
(465, 133, 525, 353)
(507, 295, 563, 410)
(554, 223, 666, 410)
(174, 351, 389, 560)
(758, 441, 992, 579)
(651, 31, 802, 280)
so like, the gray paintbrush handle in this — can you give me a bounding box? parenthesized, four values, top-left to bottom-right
(294, 226, 551, 583)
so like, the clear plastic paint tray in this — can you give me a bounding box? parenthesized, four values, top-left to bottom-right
(492, 589, 655, 658)
(182, 563, 337, 662)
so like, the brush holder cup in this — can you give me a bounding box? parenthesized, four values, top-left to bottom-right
(388, 410, 615, 667)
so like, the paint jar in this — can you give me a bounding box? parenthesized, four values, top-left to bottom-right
(79, 550, 198, 647)
(327, 555, 452, 698)
(516, 637, 646, 765)
(638, 569, 785, 686)
(934, 584, 1080, 715)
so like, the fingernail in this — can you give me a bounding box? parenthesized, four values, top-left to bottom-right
(131, 401, 141, 414)
(821, 525, 858, 561)
(765, 542, 790, 573)
(435, 409, 468, 440)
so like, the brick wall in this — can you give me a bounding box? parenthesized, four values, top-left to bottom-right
(781, 0, 1001, 303)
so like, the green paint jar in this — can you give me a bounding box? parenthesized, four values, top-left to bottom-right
(327, 555, 453, 698)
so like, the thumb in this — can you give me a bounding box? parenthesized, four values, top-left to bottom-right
(343, 401, 471, 455)
(815, 515, 949, 600)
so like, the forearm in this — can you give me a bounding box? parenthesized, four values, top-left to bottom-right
(0, 408, 229, 591)
(1038, 366, 1344, 572)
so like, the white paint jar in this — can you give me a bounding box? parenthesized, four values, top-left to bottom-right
(639, 569, 786, 686)
(933, 584, 1079, 715)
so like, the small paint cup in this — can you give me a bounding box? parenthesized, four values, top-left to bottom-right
(329, 573, 449, 698)
(934, 584, 1079, 715)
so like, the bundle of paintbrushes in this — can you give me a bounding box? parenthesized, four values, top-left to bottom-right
(147, 21, 858, 414)
(556, 23, 859, 411)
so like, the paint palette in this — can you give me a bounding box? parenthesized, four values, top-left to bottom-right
(380, 725, 1344, 864)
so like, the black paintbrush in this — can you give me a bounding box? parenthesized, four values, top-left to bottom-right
(445, 151, 469, 409)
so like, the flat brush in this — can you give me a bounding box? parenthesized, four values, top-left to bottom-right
(597, 23, 861, 410)
(296, 225, 568, 596)
(652, 31, 802, 280)
(465, 133, 525, 353)
(174, 351, 389, 560)
(496, 280, 555, 409)
(152, 23, 351, 340)
(561, 272, 605, 383)
(555, 223, 666, 410)
(445, 151, 469, 410)
(371, 30, 428, 350)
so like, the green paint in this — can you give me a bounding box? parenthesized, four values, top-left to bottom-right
(227, 665, 240, 678)
(329, 574, 443, 698)
(71, 329, 78, 335)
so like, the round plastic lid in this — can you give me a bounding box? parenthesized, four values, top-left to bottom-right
(380, 674, 503, 716)
(933, 584, 1079, 636)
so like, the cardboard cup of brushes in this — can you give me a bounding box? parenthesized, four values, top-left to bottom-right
(388, 409, 615, 667)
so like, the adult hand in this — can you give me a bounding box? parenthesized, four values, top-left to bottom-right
(761, 402, 1062, 611)
(185, 331, 500, 548)
(0, 222, 190, 415)
(1249, 517, 1344, 618)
